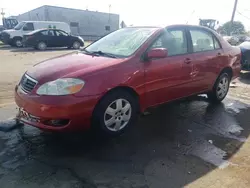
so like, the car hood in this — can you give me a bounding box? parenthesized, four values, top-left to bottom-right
(27, 52, 124, 83)
(3, 29, 15, 34)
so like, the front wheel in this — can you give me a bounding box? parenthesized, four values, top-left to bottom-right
(37, 42, 47, 50)
(92, 90, 139, 136)
(207, 73, 230, 103)
(14, 38, 23, 47)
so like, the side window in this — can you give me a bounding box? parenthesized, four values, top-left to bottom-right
(40, 30, 48, 36)
(190, 29, 215, 52)
(23, 23, 34, 31)
(48, 30, 55, 36)
(151, 29, 188, 56)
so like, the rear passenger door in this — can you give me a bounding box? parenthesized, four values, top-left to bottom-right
(188, 28, 224, 92)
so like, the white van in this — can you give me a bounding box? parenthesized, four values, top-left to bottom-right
(1, 21, 70, 47)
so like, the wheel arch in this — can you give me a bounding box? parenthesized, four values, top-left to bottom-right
(210, 67, 233, 91)
(92, 86, 141, 117)
(13, 36, 23, 41)
(220, 67, 233, 79)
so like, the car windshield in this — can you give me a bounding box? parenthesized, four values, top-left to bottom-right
(85, 27, 158, 57)
(14, 22, 26, 30)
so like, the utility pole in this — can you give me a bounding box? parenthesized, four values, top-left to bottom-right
(231, 0, 238, 23)
(108, 4, 111, 23)
(1, 8, 5, 18)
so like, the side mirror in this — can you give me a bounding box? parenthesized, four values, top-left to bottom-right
(146, 48, 168, 60)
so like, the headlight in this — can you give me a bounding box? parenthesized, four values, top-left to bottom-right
(36, 78, 85, 96)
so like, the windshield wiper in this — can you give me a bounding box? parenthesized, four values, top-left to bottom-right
(89, 50, 118, 58)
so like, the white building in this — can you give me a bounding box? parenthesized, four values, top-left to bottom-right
(16, 5, 120, 41)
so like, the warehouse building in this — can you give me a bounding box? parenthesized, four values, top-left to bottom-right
(16, 5, 120, 41)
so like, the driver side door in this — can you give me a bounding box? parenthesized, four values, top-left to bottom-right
(22, 23, 34, 34)
(54, 30, 70, 47)
(144, 28, 195, 107)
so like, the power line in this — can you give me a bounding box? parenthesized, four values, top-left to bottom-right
(237, 11, 250, 20)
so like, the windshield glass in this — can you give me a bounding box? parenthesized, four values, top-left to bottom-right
(85, 27, 158, 57)
(14, 22, 26, 30)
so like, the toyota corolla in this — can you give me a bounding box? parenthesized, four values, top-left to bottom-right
(15, 25, 241, 135)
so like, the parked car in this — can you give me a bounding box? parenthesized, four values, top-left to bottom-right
(239, 41, 250, 71)
(23, 29, 84, 50)
(15, 25, 241, 135)
(1, 21, 70, 47)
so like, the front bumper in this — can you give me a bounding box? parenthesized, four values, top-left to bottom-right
(1, 32, 12, 45)
(15, 85, 101, 132)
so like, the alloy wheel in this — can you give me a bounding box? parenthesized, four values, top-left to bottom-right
(216, 76, 229, 99)
(15, 40, 23, 47)
(38, 42, 46, 50)
(73, 42, 80, 49)
(104, 98, 132, 132)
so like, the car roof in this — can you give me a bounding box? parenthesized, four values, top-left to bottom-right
(27, 28, 64, 35)
(22, 21, 66, 24)
(127, 24, 216, 32)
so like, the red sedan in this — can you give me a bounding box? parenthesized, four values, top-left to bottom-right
(15, 25, 241, 135)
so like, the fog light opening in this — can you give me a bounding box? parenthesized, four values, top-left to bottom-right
(44, 119, 69, 127)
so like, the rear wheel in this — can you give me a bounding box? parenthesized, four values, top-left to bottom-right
(92, 90, 139, 136)
(37, 42, 47, 50)
(207, 73, 230, 103)
(72, 41, 80, 49)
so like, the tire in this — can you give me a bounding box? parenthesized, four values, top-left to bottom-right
(207, 73, 230, 103)
(37, 42, 47, 51)
(72, 41, 80, 49)
(92, 90, 139, 136)
(14, 38, 23, 47)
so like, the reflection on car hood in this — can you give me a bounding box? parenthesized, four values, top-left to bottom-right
(26, 52, 124, 83)
(2, 29, 15, 34)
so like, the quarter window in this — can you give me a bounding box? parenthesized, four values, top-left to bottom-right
(40, 30, 48, 35)
(214, 37, 221, 49)
(190, 29, 220, 52)
(151, 29, 188, 56)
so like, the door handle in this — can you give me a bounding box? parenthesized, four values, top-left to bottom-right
(184, 58, 192, 64)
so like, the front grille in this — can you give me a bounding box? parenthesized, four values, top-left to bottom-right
(20, 74, 38, 93)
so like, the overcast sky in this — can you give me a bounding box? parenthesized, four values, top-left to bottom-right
(1, 0, 250, 30)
